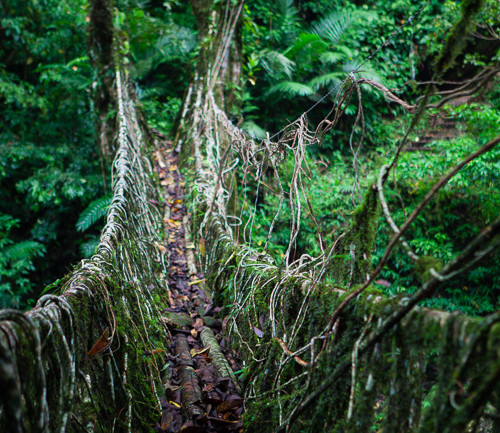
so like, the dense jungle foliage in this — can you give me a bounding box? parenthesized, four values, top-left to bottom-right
(0, 0, 498, 314)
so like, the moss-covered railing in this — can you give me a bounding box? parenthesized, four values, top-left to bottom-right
(177, 3, 500, 431)
(0, 64, 168, 433)
(181, 94, 500, 431)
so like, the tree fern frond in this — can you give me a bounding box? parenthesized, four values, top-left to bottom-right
(284, 33, 326, 59)
(3, 241, 45, 262)
(260, 50, 296, 79)
(76, 196, 112, 232)
(267, 81, 315, 98)
(311, 11, 375, 46)
(309, 73, 342, 91)
(343, 60, 383, 85)
(319, 51, 345, 65)
(242, 120, 267, 139)
(80, 236, 100, 259)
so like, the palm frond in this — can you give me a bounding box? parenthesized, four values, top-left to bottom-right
(273, 0, 300, 44)
(76, 196, 112, 232)
(132, 24, 196, 78)
(276, 0, 297, 19)
(342, 60, 383, 86)
(267, 81, 315, 98)
(311, 11, 375, 46)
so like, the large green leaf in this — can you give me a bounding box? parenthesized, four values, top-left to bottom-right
(242, 120, 267, 139)
(309, 72, 343, 91)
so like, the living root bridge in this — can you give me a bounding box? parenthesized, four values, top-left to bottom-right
(203, 226, 500, 432)
(0, 69, 169, 432)
(178, 28, 500, 430)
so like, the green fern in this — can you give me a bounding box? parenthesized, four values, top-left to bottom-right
(242, 120, 267, 139)
(319, 51, 346, 65)
(131, 22, 196, 79)
(311, 11, 375, 45)
(79, 236, 100, 258)
(267, 81, 315, 98)
(260, 50, 296, 79)
(76, 196, 112, 232)
(3, 241, 45, 262)
(273, 0, 300, 45)
(284, 33, 326, 59)
(309, 72, 343, 91)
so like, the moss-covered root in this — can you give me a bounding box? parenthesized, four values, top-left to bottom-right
(201, 326, 242, 394)
(330, 185, 380, 286)
(175, 334, 205, 419)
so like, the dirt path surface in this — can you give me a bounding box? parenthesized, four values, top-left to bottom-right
(153, 140, 243, 433)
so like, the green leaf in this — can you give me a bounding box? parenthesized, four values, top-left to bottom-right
(311, 11, 375, 46)
(267, 81, 315, 98)
(76, 196, 112, 232)
(283, 32, 325, 58)
(319, 51, 346, 65)
(79, 236, 100, 258)
(309, 72, 342, 91)
(259, 50, 296, 79)
(3, 241, 45, 262)
(242, 120, 267, 139)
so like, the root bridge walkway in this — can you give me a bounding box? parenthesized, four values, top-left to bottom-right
(153, 140, 244, 433)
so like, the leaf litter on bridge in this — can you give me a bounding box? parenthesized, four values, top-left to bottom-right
(153, 141, 244, 433)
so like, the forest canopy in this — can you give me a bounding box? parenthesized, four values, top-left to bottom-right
(0, 0, 499, 314)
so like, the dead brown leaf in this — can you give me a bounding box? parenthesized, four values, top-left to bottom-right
(88, 327, 110, 357)
(190, 345, 210, 357)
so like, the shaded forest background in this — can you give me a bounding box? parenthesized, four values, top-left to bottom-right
(0, 0, 499, 314)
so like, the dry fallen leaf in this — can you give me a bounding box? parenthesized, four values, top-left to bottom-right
(160, 410, 173, 430)
(190, 345, 210, 357)
(88, 327, 110, 357)
(253, 326, 264, 338)
(199, 237, 206, 257)
(154, 242, 167, 254)
(193, 318, 204, 331)
(188, 278, 205, 286)
(168, 219, 181, 227)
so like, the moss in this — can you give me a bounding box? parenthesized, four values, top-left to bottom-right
(329, 185, 380, 286)
(433, 0, 485, 78)
(415, 255, 443, 283)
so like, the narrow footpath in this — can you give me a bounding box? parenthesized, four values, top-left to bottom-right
(152, 138, 243, 433)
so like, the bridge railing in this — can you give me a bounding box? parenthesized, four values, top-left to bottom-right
(0, 69, 167, 433)
(178, 18, 500, 428)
